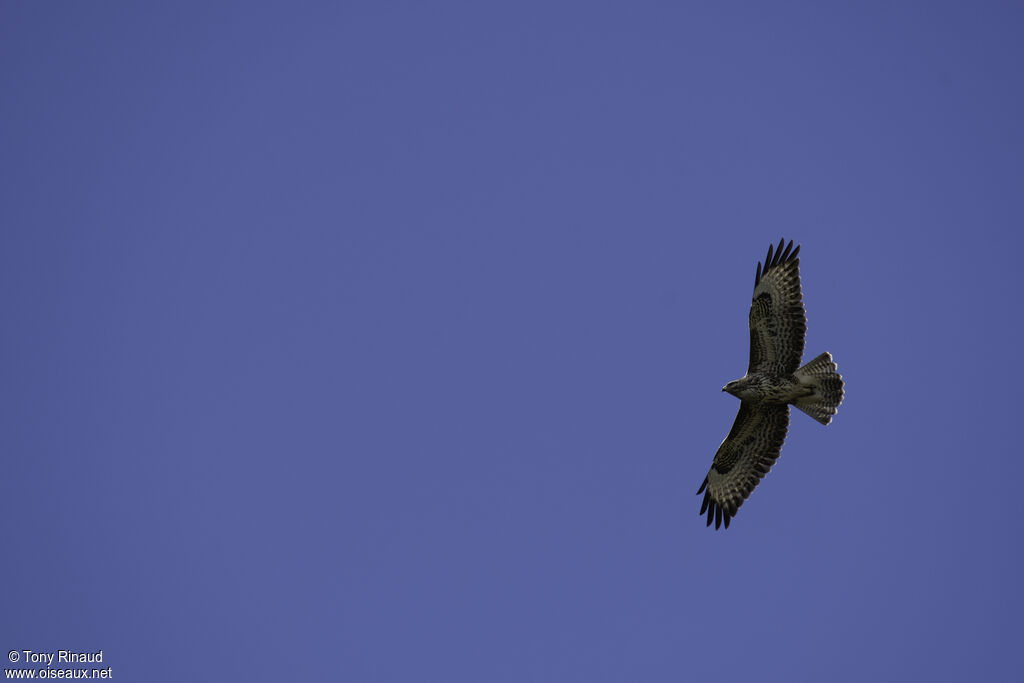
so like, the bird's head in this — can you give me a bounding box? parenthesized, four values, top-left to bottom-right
(722, 378, 748, 398)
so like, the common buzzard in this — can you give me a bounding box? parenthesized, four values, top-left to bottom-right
(697, 239, 844, 529)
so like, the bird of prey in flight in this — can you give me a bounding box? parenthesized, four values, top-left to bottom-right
(697, 239, 844, 530)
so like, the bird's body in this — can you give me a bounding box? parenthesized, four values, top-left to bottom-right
(723, 373, 811, 404)
(697, 239, 844, 530)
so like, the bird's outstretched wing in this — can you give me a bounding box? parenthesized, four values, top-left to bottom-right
(697, 403, 790, 529)
(748, 239, 806, 376)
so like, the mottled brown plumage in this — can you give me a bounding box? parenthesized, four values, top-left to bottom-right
(697, 239, 844, 530)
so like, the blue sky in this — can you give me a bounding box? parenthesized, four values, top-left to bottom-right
(2, 2, 1023, 681)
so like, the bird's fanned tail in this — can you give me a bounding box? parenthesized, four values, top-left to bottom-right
(793, 351, 844, 425)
